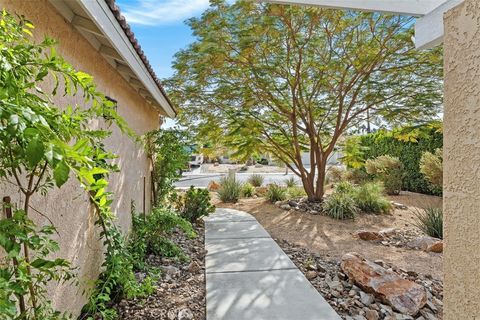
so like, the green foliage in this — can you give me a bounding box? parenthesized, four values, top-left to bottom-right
(284, 177, 297, 188)
(326, 166, 345, 184)
(176, 186, 215, 222)
(420, 148, 443, 192)
(353, 183, 392, 214)
(414, 207, 443, 239)
(286, 186, 306, 199)
(360, 126, 443, 195)
(322, 192, 358, 220)
(335, 181, 356, 195)
(266, 184, 287, 203)
(166, 1, 443, 201)
(340, 136, 367, 169)
(365, 155, 404, 195)
(129, 208, 196, 268)
(218, 176, 242, 203)
(248, 174, 264, 187)
(0, 210, 74, 319)
(241, 182, 256, 197)
(145, 129, 190, 206)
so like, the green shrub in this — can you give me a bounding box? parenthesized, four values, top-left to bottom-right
(241, 182, 256, 197)
(359, 126, 443, 195)
(284, 177, 297, 188)
(420, 149, 443, 191)
(326, 166, 345, 184)
(353, 182, 392, 214)
(335, 181, 356, 194)
(218, 176, 242, 202)
(177, 186, 215, 222)
(248, 174, 264, 187)
(322, 192, 358, 220)
(365, 155, 404, 195)
(414, 207, 443, 239)
(343, 168, 369, 185)
(286, 186, 306, 199)
(266, 184, 287, 203)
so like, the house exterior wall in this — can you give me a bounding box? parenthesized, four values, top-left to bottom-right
(443, 1, 480, 318)
(0, 0, 160, 315)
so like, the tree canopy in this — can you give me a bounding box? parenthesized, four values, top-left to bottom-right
(166, 0, 443, 200)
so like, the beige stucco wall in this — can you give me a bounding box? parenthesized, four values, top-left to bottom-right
(443, 1, 480, 319)
(0, 0, 160, 315)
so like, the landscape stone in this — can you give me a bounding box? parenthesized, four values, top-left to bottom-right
(365, 309, 379, 320)
(356, 230, 384, 241)
(341, 253, 427, 316)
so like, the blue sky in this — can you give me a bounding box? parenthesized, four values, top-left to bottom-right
(116, 0, 213, 79)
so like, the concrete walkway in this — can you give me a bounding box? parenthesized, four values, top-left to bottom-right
(205, 208, 341, 320)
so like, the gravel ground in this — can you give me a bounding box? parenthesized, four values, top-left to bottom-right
(114, 222, 206, 320)
(277, 238, 443, 320)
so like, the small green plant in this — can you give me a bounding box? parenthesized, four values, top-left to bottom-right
(326, 166, 345, 184)
(340, 136, 367, 169)
(266, 184, 287, 203)
(177, 186, 215, 222)
(335, 181, 356, 194)
(218, 176, 242, 203)
(284, 177, 297, 188)
(343, 168, 369, 185)
(286, 186, 306, 199)
(241, 182, 256, 197)
(248, 174, 264, 187)
(414, 207, 443, 239)
(420, 148, 443, 191)
(353, 182, 392, 214)
(365, 155, 404, 195)
(322, 192, 358, 220)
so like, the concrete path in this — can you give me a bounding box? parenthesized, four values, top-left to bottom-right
(205, 208, 341, 320)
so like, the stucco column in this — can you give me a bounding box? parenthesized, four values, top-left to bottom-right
(443, 1, 480, 318)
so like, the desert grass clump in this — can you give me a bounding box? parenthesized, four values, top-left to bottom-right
(326, 166, 345, 184)
(286, 186, 306, 199)
(241, 182, 255, 198)
(284, 177, 297, 188)
(414, 207, 443, 239)
(218, 176, 241, 203)
(322, 192, 358, 220)
(266, 184, 287, 203)
(335, 181, 356, 194)
(248, 174, 264, 187)
(353, 182, 392, 214)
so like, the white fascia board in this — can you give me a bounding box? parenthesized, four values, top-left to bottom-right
(77, 0, 176, 118)
(263, 0, 448, 16)
(415, 0, 464, 49)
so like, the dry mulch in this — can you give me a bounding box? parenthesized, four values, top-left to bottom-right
(115, 222, 206, 320)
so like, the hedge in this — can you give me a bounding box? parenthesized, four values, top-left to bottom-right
(359, 127, 443, 195)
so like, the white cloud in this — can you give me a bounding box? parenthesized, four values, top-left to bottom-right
(120, 0, 211, 25)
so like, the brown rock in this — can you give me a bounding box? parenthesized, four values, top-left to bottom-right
(356, 230, 384, 241)
(306, 270, 318, 280)
(365, 309, 379, 320)
(188, 260, 201, 273)
(406, 236, 440, 251)
(426, 241, 443, 253)
(208, 181, 220, 191)
(341, 252, 427, 316)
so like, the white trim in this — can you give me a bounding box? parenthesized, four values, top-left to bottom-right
(262, 0, 448, 16)
(77, 0, 176, 118)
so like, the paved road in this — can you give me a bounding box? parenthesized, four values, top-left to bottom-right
(175, 172, 300, 188)
(204, 208, 340, 320)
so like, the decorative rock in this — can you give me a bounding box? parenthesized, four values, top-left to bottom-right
(406, 237, 441, 251)
(280, 204, 291, 210)
(178, 308, 194, 320)
(288, 200, 299, 207)
(379, 228, 397, 237)
(208, 180, 220, 191)
(360, 291, 375, 306)
(306, 270, 318, 280)
(426, 241, 443, 253)
(356, 230, 384, 241)
(188, 260, 201, 273)
(341, 253, 427, 316)
(392, 202, 408, 210)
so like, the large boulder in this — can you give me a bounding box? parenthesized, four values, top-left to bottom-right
(341, 253, 427, 316)
(406, 236, 442, 252)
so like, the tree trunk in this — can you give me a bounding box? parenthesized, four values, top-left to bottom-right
(299, 157, 327, 202)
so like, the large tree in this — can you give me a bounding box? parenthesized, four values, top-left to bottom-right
(166, 0, 443, 201)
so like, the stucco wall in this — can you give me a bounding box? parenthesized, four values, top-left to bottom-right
(0, 0, 160, 315)
(443, 1, 480, 319)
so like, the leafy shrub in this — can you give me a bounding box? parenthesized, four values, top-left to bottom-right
(343, 168, 369, 185)
(286, 186, 306, 199)
(335, 181, 356, 194)
(177, 186, 215, 222)
(284, 177, 297, 188)
(241, 182, 256, 197)
(359, 126, 443, 195)
(248, 174, 264, 187)
(340, 136, 367, 169)
(353, 183, 392, 214)
(326, 166, 345, 184)
(266, 184, 287, 202)
(414, 207, 443, 239)
(322, 192, 358, 220)
(365, 155, 404, 195)
(218, 176, 242, 202)
(420, 149, 443, 191)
